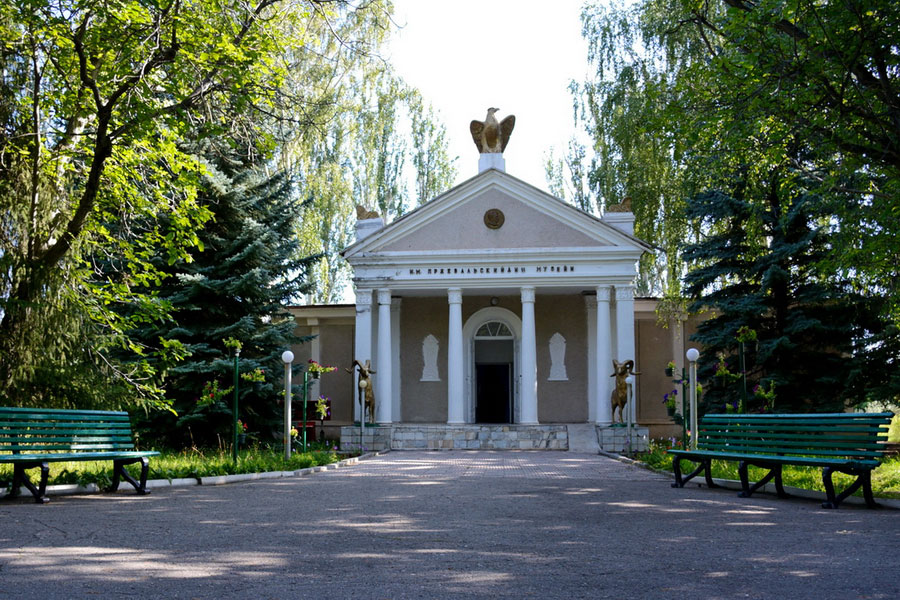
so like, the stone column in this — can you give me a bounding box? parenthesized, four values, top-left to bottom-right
(615, 285, 636, 423)
(447, 288, 464, 423)
(309, 318, 321, 408)
(596, 286, 612, 424)
(376, 289, 392, 423)
(391, 297, 402, 423)
(353, 290, 373, 422)
(584, 295, 598, 423)
(520, 286, 538, 424)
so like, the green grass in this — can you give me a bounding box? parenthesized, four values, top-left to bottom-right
(888, 413, 900, 443)
(1, 445, 344, 490)
(637, 439, 900, 500)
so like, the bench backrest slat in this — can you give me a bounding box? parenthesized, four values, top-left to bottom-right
(0, 407, 140, 456)
(696, 412, 893, 461)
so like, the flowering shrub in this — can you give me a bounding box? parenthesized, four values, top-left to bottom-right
(714, 355, 742, 382)
(754, 381, 777, 412)
(735, 326, 757, 343)
(241, 368, 266, 383)
(662, 389, 678, 409)
(315, 396, 331, 420)
(198, 380, 232, 407)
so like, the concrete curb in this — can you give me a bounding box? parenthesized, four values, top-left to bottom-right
(22, 451, 388, 497)
(41, 483, 101, 496)
(197, 451, 382, 485)
(708, 477, 900, 509)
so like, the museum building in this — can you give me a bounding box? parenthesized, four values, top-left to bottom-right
(289, 152, 699, 452)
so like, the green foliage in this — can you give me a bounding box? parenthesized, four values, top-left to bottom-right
(128, 157, 317, 447)
(287, 63, 457, 303)
(889, 414, 900, 444)
(0, 447, 342, 489)
(0, 0, 389, 408)
(684, 185, 886, 412)
(571, 0, 899, 406)
(554, 0, 698, 296)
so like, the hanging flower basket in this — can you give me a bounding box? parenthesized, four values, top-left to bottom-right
(308, 360, 336, 379)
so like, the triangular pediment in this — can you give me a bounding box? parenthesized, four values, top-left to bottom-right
(343, 170, 650, 259)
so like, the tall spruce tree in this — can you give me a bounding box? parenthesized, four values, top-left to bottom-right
(133, 157, 314, 447)
(683, 172, 884, 414)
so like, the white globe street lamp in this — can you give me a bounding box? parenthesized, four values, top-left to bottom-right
(282, 350, 294, 460)
(686, 348, 700, 449)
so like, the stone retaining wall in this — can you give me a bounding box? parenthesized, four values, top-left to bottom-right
(340, 424, 569, 451)
(597, 425, 649, 453)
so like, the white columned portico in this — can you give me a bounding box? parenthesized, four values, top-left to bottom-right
(595, 286, 612, 424)
(376, 289, 393, 423)
(447, 288, 465, 423)
(519, 287, 538, 424)
(353, 290, 373, 422)
(615, 285, 636, 423)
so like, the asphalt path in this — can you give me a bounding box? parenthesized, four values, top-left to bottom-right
(1, 451, 898, 599)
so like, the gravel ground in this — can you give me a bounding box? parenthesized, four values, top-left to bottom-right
(1, 450, 897, 599)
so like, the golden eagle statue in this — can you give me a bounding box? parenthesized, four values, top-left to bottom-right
(470, 107, 515, 154)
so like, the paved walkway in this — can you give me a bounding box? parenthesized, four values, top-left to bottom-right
(1, 451, 898, 599)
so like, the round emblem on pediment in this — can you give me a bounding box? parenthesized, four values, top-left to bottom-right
(484, 208, 505, 229)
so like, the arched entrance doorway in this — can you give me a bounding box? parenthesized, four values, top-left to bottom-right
(463, 307, 522, 423)
(474, 321, 514, 423)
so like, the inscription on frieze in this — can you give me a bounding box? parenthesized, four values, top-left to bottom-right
(406, 265, 576, 276)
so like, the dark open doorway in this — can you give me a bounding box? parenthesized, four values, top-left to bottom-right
(475, 363, 512, 423)
(473, 329, 515, 424)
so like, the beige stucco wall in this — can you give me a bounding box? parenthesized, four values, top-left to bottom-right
(289, 313, 356, 440)
(636, 318, 674, 425)
(382, 189, 604, 252)
(400, 296, 447, 422)
(536, 294, 588, 422)
(316, 323, 355, 423)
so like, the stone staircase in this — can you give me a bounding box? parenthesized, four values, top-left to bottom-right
(565, 423, 600, 453)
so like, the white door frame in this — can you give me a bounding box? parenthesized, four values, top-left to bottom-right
(462, 307, 522, 423)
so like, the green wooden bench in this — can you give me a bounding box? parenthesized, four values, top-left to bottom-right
(669, 412, 893, 509)
(0, 407, 159, 503)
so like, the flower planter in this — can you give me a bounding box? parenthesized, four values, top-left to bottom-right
(665, 367, 674, 377)
(237, 433, 247, 446)
(666, 406, 676, 417)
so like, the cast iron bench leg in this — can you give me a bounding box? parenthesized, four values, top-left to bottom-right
(822, 467, 877, 509)
(738, 461, 785, 499)
(672, 456, 715, 488)
(110, 457, 151, 495)
(5, 463, 50, 503)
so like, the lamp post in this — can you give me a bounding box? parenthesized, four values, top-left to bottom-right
(282, 350, 294, 460)
(232, 347, 240, 463)
(625, 374, 635, 455)
(686, 348, 700, 450)
(302, 369, 310, 453)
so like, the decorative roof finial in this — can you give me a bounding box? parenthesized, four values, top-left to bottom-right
(470, 107, 515, 154)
